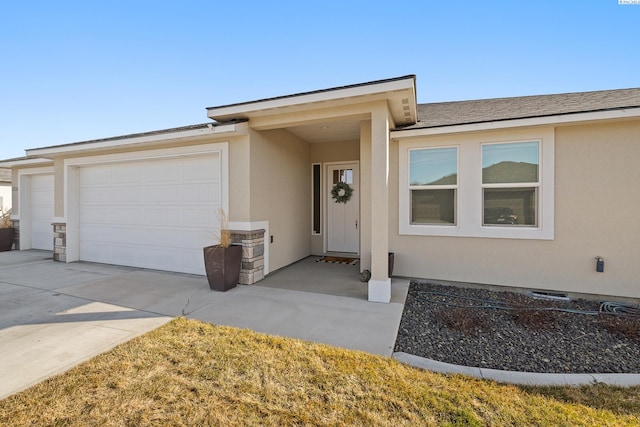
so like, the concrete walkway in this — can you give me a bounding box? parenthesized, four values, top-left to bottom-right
(2, 251, 638, 400)
(0, 251, 407, 399)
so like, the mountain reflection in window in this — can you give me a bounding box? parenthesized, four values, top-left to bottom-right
(410, 147, 457, 186)
(410, 147, 457, 225)
(482, 142, 539, 184)
(482, 141, 539, 227)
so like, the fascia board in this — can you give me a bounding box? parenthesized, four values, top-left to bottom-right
(207, 78, 416, 120)
(25, 122, 247, 157)
(0, 158, 54, 167)
(391, 107, 640, 139)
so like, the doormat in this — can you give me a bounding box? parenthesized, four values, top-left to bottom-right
(316, 256, 359, 265)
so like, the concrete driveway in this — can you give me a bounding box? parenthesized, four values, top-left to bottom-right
(0, 251, 407, 400)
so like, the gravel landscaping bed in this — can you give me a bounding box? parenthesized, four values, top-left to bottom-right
(394, 280, 640, 374)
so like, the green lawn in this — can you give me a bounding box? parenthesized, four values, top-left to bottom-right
(1, 318, 639, 426)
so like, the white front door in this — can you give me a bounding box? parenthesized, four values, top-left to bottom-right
(327, 163, 359, 253)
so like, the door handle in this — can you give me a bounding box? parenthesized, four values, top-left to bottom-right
(356, 219, 358, 229)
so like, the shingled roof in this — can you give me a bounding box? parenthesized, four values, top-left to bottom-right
(402, 88, 640, 130)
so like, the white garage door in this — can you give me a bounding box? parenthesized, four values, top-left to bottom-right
(30, 174, 54, 250)
(78, 154, 222, 275)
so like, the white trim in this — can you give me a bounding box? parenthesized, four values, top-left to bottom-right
(368, 278, 391, 303)
(228, 221, 270, 275)
(391, 107, 640, 139)
(399, 128, 554, 240)
(27, 123, 247, 157)
(63, 143, 230, 263)
(207, 78, 415, 119)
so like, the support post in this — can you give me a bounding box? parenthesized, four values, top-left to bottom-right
(368, 103, 391, 303)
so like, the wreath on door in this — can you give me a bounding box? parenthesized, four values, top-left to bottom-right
(331, 182, 353, 204)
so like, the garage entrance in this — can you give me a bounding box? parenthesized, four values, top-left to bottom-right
(77, 153, 222, 275)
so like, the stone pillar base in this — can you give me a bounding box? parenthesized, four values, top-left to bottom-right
(229, 229, 265, 285)
(10, 219, 20, 250)
(53, 223, 67, 262)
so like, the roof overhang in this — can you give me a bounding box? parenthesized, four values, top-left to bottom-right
(207, 75, 418, 128)
(391, 107, 640, 139)
(25, 122, 249, 158)
(0, 157, 54, 168)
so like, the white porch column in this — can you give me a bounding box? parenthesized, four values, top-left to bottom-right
(368, 102, 391, 303)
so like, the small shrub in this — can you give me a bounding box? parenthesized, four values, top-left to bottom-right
(0, 209, 12, 229)
(508, 295, 561, 330)
(433, 306, 487, 336)
(598, 313, 640, 340)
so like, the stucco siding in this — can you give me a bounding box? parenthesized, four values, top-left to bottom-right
(390, 119, 640, 299)
(250, 129, 311, 272)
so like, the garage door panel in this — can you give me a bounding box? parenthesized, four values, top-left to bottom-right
(182, 183, 220, 204)
(82, 225, 206, 248)
(29, 175, 54, 250)
(80, 167, 112, 185)
(183, 157, 220, 181)
(183, 208, 219, 228)
(79, 154, 221, 275)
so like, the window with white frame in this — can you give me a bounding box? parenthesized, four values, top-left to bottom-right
(482, 141, 539, 227)
(399, 129, 554, 240)
(409, 147, 457, 225)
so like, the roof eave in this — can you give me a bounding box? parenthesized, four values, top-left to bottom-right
(206, 75, 417, 125)
(0, 157, 54, 168)
(25, 122, 249, 158)
(391, 107, 640, 139)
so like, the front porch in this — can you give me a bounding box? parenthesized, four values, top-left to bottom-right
(209, 76, 418, 303)
(257, 256, 409, 304)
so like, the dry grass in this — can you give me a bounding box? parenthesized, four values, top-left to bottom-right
(1, 318, 639, 426)
(0, 209, 12, 229)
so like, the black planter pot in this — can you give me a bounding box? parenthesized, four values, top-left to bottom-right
(203, 244, 242, 291)
(0, 228, 15, 252)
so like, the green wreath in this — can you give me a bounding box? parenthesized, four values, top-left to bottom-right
(331, 182, 353, 204)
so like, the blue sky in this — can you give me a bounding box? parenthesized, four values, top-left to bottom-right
(1, 1, 638, 159)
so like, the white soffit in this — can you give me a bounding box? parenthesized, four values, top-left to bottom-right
(207, 76, 417, 127)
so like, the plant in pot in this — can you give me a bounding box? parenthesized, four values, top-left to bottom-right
(203, 209, 242, 292)
(0, 209, 15, 252)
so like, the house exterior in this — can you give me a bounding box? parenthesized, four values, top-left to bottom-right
(0, 168, 11, 213)
(1, 75, 639, 303)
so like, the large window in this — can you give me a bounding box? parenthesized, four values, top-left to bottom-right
(482, 141, 539, 227)
(399, 129, 554, 240)
(409, 147, 457, 225)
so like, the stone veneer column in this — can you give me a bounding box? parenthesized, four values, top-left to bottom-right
(229, 229, 265, 285)
(10, 219, 20, 250)
(52, 222, 67, 262)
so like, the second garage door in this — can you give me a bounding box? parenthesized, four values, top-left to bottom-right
(78, 154, 222, 275)
(30, 174, 55, 250)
